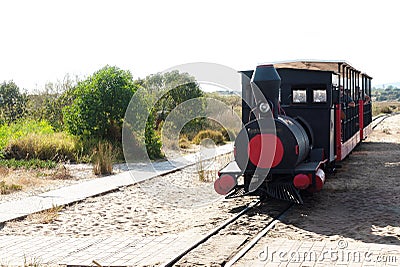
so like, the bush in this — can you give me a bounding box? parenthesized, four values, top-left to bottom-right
(179, 135, 191, 149)
(380, 106, 393, 114)
(0, 120, 80, 162)
(0, 81, 27, 124)
(145, 113, 163, 159)
(0, 158, 57, 169)
(180, 118, 208, 140)
(0, 120, 54, 151)
(4, 132, 77, 161)
(25, 76, 76, 131)
(63, 65, 137, 142)
(193, 130, 225, 145)
(221, 128, 236, 141)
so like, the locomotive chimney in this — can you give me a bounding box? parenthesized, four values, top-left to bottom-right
(251, 64, 281, 118)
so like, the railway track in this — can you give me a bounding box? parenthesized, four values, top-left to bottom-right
(223, 203, 293, 266)
(163, 199, 294, 267)
(371, 112, 399, 129)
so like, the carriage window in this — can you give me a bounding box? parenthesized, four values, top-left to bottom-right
(313, 89, 327, 103)
(292, 90, 307, 103)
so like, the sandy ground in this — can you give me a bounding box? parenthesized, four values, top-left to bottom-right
(0, 164, 97, 204)
(0, 115, 399, 266)
(0, 154, 249, 238)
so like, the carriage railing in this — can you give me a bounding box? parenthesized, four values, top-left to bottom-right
(363, 102, 372, 126)
(341, 101, 372, 142)
(341, 103, 359, 142)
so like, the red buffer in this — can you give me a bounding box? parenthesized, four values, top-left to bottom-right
(293, 169, 325, 192)
(214, 174, 237, 195)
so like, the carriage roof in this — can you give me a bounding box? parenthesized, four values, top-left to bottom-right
(271, 60, 372, 79)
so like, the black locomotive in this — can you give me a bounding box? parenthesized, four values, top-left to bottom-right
(214, 61, 373, 203)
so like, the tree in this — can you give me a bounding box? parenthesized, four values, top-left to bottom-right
(0, 81, 27, 124)
(63, 66, 137, 142)
(142, 71, 204, 135)
(123, 71, 204, 159)
(26, 74, 77, 131)
(143, 70, 203, 114)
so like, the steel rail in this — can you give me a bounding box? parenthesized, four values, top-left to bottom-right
(163, 199, 261, 267)
(224, 203, 294, 267)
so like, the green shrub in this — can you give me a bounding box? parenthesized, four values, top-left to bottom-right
(73, 137, 101, 163)
(63, 65, 137, 142)
(0, 120, 54, 151)
(4, 132, 77, 161)
(180, 118, 208, 140)
(145, 113, 163, 159)
(0, 158, 57, 169)
(0, 81, 27, 124)
(193, 130, 225, 145)
(65, 136, 124, 164)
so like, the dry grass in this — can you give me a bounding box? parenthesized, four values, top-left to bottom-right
(193, 130, 225, 145)
(0, 180, 23, 194)
(179, 135, 191, 149)
(23, 255, 42, 267)
(27, 204, 64, 224)
(196, 159, 207, 182)
(1, 170, 48, 192)
(4, 132, 77, 161)
(0, 163, 74, 195)
(51, 164, 72, 180)
(92, 141, 115, 175)
(196, 152, 233, 182)
(0, 166, 9, 176)
(372, 101, 400, 116)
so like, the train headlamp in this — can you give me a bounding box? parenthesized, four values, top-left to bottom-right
(259, 102, 270, 113)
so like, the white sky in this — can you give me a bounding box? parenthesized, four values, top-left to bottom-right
(0, 0, 399, 91)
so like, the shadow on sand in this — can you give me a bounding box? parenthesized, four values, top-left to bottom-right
(230, 141, 400, 246)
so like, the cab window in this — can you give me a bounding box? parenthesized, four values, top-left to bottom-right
(292, 89, 307, 103)
(313, 89, 327, 103)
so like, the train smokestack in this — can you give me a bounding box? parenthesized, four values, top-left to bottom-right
(251, 64, 281, 118)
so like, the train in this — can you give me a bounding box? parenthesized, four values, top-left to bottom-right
(214, 60, 373, 203)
